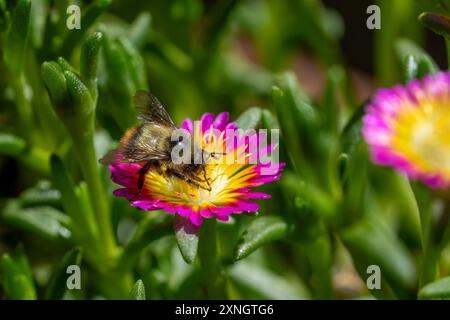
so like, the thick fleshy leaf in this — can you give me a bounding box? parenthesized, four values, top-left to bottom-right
(235, 107, 262, 130)
(229, 261, 309, 299)
(261, 109, 279, 130)
(1, 246, 36, 300)
(341, 217, 417, 299)
(340, 142, 368, 224)
(3, 0, 31, 73)
(129, 279, 146, 300)
(274, 73, 317, 138)
(0, 133, 49, 174)
(419, 12, 450, 40)
(20, 181, 61, 207)
(2, 200, 71, 240)
(127, 12, 152, 48)
(45, 247, 83, 300)
(323, 65, 345, 133)
(419, 276, 450, 299)
(0, 132, 26, 155)
(174, 215, 200, 264)
(416, 0, 450, 14)
(50, 154, 98, 243)
(402, 54, 419, 83)
(234, 216, 289, 260)
(395, 39, 439, 76)
(80, 32, 103, 98)
(119, 215, 172, 270)
(41, 61, 69, 109)
(340, 102, 365, 158)
(272, 73, 320, 180)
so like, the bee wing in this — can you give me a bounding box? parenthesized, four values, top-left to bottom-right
(133, 90, 176, 128)
(99, 146, 169, 165)
(99, 148, 141, 165)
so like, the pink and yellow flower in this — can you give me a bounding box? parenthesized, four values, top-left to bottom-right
(109, 112, 284, 226)
(362, 72, 450, 188)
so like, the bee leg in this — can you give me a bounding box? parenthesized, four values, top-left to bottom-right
(201, 150, 224, 164)
(168, 168, 211, 192)
(131, 161, 152, 200)
(201, 165, 212, 191)
(210, 152, 227, 158)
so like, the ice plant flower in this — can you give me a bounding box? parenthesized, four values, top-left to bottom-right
(362, 71, 450, 188)
(110, 112, 284, 226)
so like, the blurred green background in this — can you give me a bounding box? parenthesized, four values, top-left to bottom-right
(1, 0, 450, 300)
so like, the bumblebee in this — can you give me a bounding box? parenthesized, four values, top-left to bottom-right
(100, 91, 215, 196)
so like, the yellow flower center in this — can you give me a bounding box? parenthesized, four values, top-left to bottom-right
(391, 96, 450, 177)
(142, 123, 257, 210)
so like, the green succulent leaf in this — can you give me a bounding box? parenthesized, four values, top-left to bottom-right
(341, 217, 417, 299)
(340, 102, 365, 158)
(229, 261, 309, 299)
(235, 107, 263, 130)
(0, 133, 49, 174)
(41, 61, 69, 109)
(2, 200, 71, 240)
(396, 39, 439, 76)
(261, 109, 279, 130)
(419, 276, 450, 299)
(20, 181, 61, 207)
(3, 0, 31, 73)
(340, 142, 368, 224)
(323, 65, 345, 133)
(402, 54, 419, 83)
(0, 132, 26, 155)
(416, 0, 450, 15)
(81, 32, 103, 98)
(119, 215, 172, 270)
(50, 155, 99, 250)
(129, 279, 146, 300)
(1, 246, 36, 300)
(234, 216, 289, 261)
(127, 12, 152, 48)
(419, 12, 450, 40)
(174, 215, 199, 264)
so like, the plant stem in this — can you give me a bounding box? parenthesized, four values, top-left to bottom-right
(420, 245, 439, 289)
(307, 225, 334, 299)
(198, 219, 225, 299)
(418, 194, 438, 288)
(11, 74, 34, 143)
(73, 129, 117, 265)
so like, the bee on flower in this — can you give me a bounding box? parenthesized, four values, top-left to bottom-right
(102, 91, 284, 226)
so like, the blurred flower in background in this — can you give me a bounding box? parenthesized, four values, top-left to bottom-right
(363, 72, 450, 188)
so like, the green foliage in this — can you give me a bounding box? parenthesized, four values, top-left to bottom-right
(419, 277, 450, 299)
(174, 216, 199, 264)
(1, 246, 36, 299)
(129, 279, 146, 300)
(0, 0, 450, 301)
(234, 216, 289, 261)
